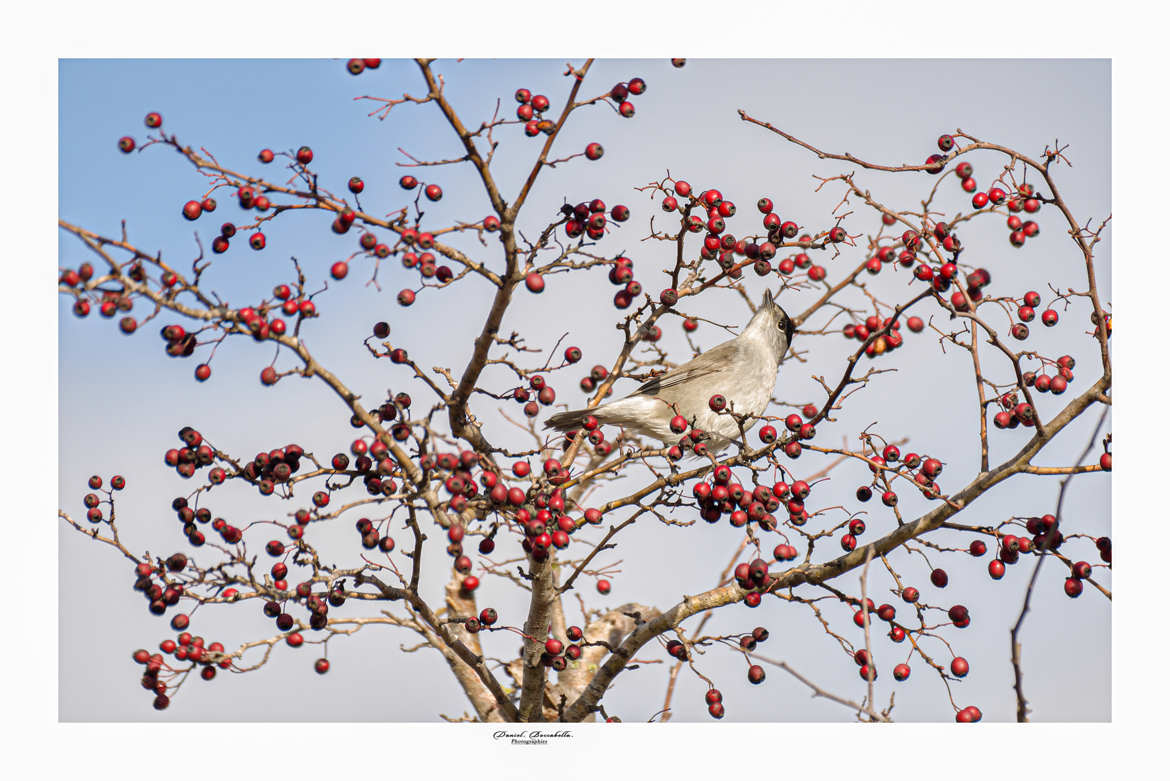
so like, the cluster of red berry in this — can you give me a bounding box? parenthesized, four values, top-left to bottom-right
(690, 465, 794, 529)
(239, 440, 308, 497)
(114, 110, 161, 155)
(170, 494, 238, 547)
(345, 58, 382, 76)
(158, 323, 198, 362)
(344, 440, 611, 583)
(514, 484, 582, 562)
(461, 606, 500, 635)
(514, 82, 623, 161)
(660, 181, 826, 286)
(399, 249, 454, 286)
(531, 626, 585, 673)
(704, 686, 727, 719)
(732, 557, 774, 608)
(350, 515, 393, 553)
(65, 264, 145, 330)
(162, 426, 217, 480)
(80, 473, 125, 524)
(259, 575, 344, 637)
(561, 198, 632, 242)
(574, 359, 611, 393)
(1009, 290, 1060, 341)
(270, 284, 317, 320)
(855, 444, 944, 506)
(737, 628, 771, 690)
(130, 544, 191, 621)
(332, 394, 413, 494)
(991, 359, 1075, 430)
(398, 174, 443, 203)
(969, 514, 1109, 598)
(132, 622, 232, 711)
(506, 371, 562, 421)
(181, 195, 218, 223)
(841, 314, 906, 358)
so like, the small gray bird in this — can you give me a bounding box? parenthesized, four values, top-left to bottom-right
(545, 290, 795, 452)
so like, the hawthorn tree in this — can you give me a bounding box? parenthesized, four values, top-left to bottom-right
(58, 58, 1110, 722)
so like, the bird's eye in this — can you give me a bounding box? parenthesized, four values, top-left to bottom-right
(777, 318, 786, 330)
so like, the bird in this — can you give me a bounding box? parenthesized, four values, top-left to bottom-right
(544, 290, 795, 452)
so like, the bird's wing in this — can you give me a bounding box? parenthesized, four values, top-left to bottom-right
(631, 339, 740, 396)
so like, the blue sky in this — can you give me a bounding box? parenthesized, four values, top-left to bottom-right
(57, 57, 1112, 728)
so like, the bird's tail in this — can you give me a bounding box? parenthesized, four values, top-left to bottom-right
(544, 408, 591, 432)
(544, 396, 655, 434)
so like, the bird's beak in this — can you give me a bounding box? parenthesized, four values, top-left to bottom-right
(762, 289, 774, 308)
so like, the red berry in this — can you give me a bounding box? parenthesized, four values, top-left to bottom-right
(585, 142, 604, 161)
(525, 272, 545, 293)
(956, 706, 982, 723)
(425, 184, 443, 201)
(296, 146, 314, 165)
